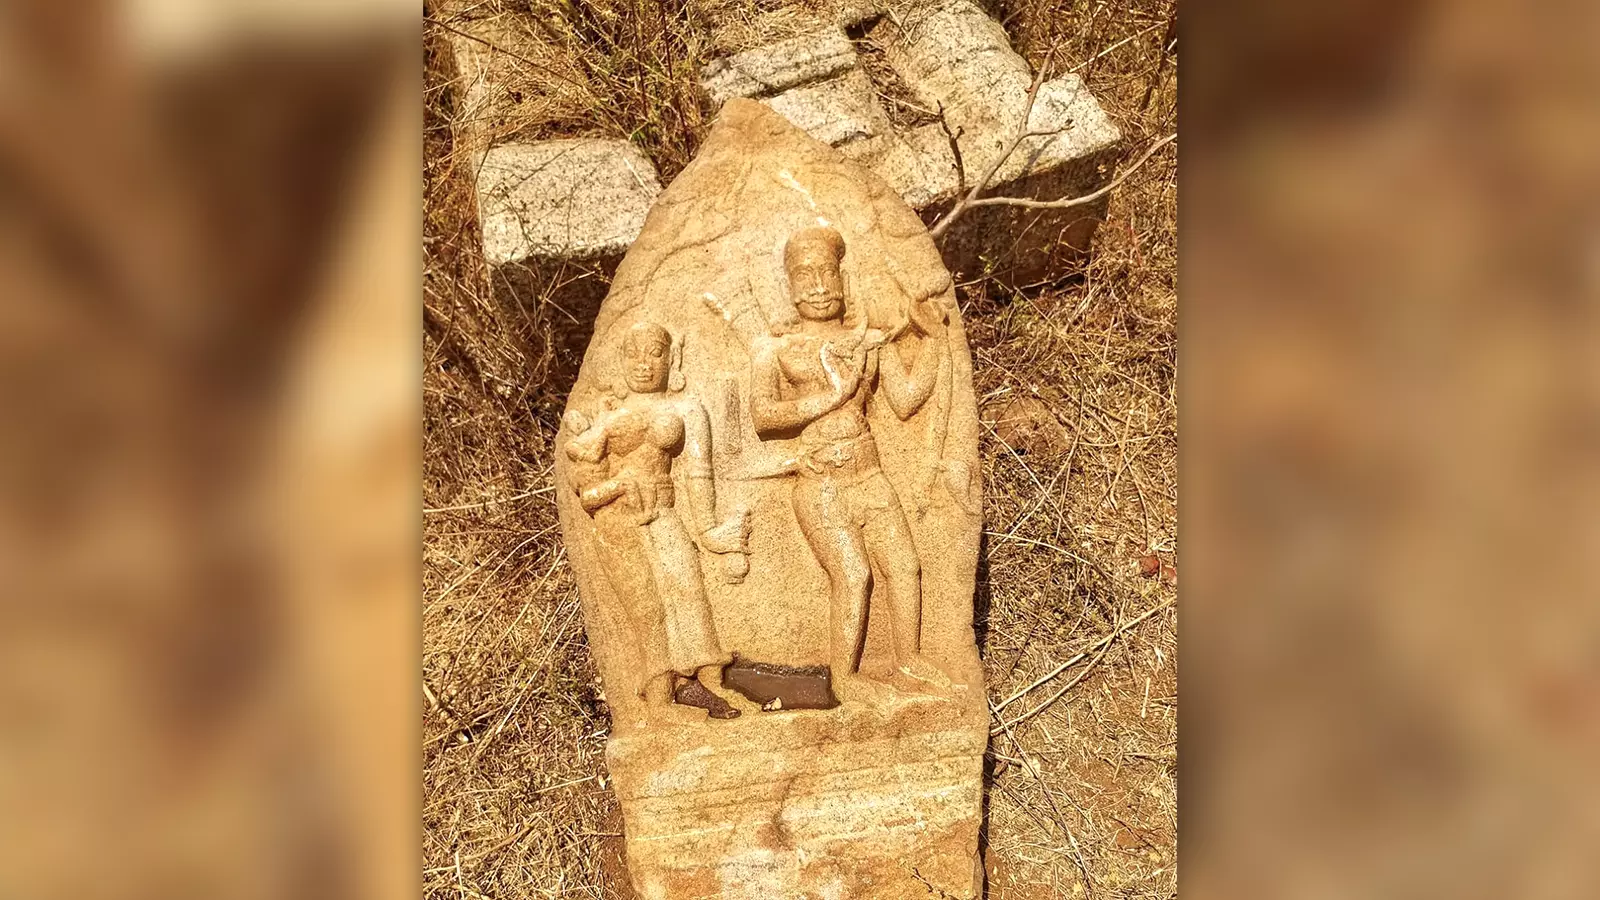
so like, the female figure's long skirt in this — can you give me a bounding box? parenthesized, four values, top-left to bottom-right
(593, 505, 729, 698)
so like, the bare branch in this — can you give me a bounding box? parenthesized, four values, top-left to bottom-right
(925, 40, 1176, 243)
(990, 597, 1175, 735)
(993, 596, 1175, 713)
(963, 133, 1176, 213)
(929, 48, 1054, 240)
(935, 101, 967, 197)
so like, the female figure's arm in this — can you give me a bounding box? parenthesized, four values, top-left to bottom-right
(578, 478, 631, 513)
(565, 409, 627, 512)
(566, 424, 608, 463)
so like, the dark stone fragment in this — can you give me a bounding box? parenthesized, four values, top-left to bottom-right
(722, 654, 840, 710)
(673, 679, 740, 719)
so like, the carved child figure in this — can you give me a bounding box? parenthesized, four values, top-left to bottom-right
(565, 322, 750, 720)
(749, 226, 952, 703)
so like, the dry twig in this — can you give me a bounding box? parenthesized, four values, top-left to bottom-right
(427, 15, 597, 104)
(990, 698, 1100, 897)
(936, 101, 967, 196)
(964, 133, 1177, 213)
(928, 49, 1176, 241)
(929, 49, 1056, 240)
(994, 596, 1175, 714)
(991, 639, 1114, 736)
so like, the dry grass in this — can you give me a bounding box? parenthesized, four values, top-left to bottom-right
(423, 0, 1176, 896)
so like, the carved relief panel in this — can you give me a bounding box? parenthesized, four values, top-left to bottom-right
(554, 100, 986, 900)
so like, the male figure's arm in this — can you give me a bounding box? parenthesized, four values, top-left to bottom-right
(749, 337, 849, 436)
(878, 326, 945, 420)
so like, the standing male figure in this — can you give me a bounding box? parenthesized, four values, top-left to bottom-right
(749, 226, 951, 701)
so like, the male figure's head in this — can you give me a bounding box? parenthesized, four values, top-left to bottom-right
(784, 226, 846, 321)
(621, 322, 672, 394)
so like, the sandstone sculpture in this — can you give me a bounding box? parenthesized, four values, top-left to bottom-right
(555, 99, 986, 899)
(747, 225, 953, 706)
(564, 320, 751, 720)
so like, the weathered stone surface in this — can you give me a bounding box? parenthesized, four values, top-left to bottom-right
(555, 100, 986, 899)
(701, 25, 890, 149)
(701, 27, 858, 103)
(478, 140, 662, 266)
(839, 125, 961, 210)
(608, 707, 986, 899)
(761, 67, 891, 147)
(876, 0, 1030, 138)
(700, 2, 1124, 286)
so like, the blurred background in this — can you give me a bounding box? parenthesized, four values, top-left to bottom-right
(0, 2, 415, 899)
(1, 0, 1597, 898)
(1185, 0, 1600, 897)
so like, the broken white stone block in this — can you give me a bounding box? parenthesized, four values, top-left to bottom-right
(700, 1, 1126, 286)
(878, 0, 1032, 138)
(475, 139, 663, 384)
(477, 139, 661, 266)
(701, 27, 858, 103)
(878, 0, 1123, 283)
(839, 124, 961, 210)
(762, 67, 891, 146)
(879, 1, 1121, 186)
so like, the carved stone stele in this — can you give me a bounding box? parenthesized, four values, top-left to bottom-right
(555, 99, 986, 900)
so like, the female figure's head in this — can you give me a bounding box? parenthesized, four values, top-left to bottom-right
(620, 321, 679, 394)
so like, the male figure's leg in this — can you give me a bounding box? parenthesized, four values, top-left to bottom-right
(862, 479, 950, 688)
(861, 498, 921, 662)
(793, 477, 871, 681)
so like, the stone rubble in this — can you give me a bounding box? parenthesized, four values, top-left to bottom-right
(445, 0, 1123, 365)
(708, 1, 1123, 285)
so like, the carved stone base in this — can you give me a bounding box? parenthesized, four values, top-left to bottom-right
(607, 693, 988, 899)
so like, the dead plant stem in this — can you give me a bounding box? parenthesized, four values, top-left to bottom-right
(994, 596, 1175, 713)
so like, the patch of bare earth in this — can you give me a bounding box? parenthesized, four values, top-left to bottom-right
(423, 0, 1176, 896)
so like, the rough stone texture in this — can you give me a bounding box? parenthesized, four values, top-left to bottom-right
(701, 0, 1124, 285)
(701, 27, 858, 104)
(608, 705, 986, 898)
(555, 100, 986, 899)
(479, 140, 662, 266)
(876, 0, 1028, 139)
(476, 140, 663, 382)
(762, 67, 891, 147)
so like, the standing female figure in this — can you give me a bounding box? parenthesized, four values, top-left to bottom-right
(565, 321, 747, 719)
